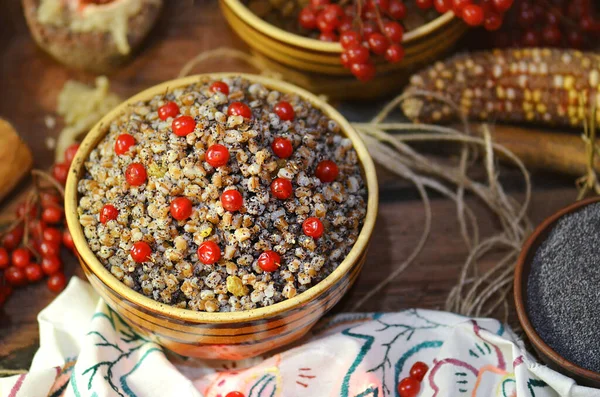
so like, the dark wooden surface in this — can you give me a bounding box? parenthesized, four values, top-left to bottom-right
(0, 0, 580, 372)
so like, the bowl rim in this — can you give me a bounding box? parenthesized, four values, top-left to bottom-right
(222, 0, 457, 54)
(514, 195, 600, 382)
(65, 72, 379, 324)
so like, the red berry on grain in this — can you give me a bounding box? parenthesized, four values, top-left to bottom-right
(0, 247, 8, 269)
(197, 241, 221, 265)
(385, 44, 405, 63)
(299, 7, 318, 29)
(115, 134, 136, 155)
(41, 256, 62, 275)
(350, 62, 376, 82)
(409, 361, 429, 381)
(383, 21, 403, 43)
(47, 273, 67, 293)
(258, 250, 281, 272)
(315, 160, 339, 182)
(5, 267, 26, 286)
(210, 81, 230, 95)
(303, 217, 324, 238)
(125, 163, 147, 186)
(206, 144, 230, 167)
(100, 204, 119, 224)
(398, 377, 420, 397)
(388, 0, 407, 19)
(172, 115, 196, 137)
(274, 101, 295, 121)
(272, 137, 294, 159)
(225, 392, 245, 397)
(25, 263, 44, 282)
(63, 229, 75, 251)
(221, 190, 244, 212)
(42, 206, 63, 224)
(11, 248, 30, 269)
(52, 163, 69, 185)
(170, 197, 193, 221)
(43, 227, 62, 245)
(228, 102, 252, 119)
(64, 143, 80, 165)
(271, 178, 293, 200)
(158, 101, 180, 121)
(131, 241, 152, 263)
(40, 241, 60, 257)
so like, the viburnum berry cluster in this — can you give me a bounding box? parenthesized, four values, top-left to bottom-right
(0, 144, 79, 307)
(486, 0, 599, 49)
(298, 0, 516, 81)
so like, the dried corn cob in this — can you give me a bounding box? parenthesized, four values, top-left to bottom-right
(402, 48, 600, 128)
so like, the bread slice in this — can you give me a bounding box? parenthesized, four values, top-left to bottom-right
(22, 0, 162, 73)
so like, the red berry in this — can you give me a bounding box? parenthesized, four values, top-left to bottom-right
(125, 163, 147, 186)
(170, 197, 193, 221)
(409, 361, 429, 381)
(365, 0, 390, 11)
(340, 52, 352, 69)
(398, 377, 420, 397)
(367, 33, 389, 55)
(172, 115, 196, 137)
(131, 241, 152, 263)
(40, 191, 60, 209)
(257, 250, 281, 272)
(41, 256, 62, 275)
(434, 0, 452, 12)
(25, 263, 43, 282)
(270, 178, 293, 200)
(52, 163, 69, 185)
(347, 44, 370, 64)
(11, 248, 30, 269)
(5, 267, 26, 286)
(272, 137, 294, 159)
(521, 29, 540, 47)
(310, 0, 329, 7)
(319, 31, 338, 42)
(42, 206, 63, 224)
(64, 143, 80, 165)
(518, 7, 537, 28)
(210, 81, 230, 95)
(362, 22, 379, 36)
(225, 393, 245, 397)
(100, 204, 119, 224)
(492, 0, 513, 12)
(338, 16, 353, 32)
(568, 30, 585, 48)
(16, 201, 37, 219)
(197, 241, 221, 265)
(299, 7, 318, 29)
(62, 229, 75, 251)
(317, 11, 336, 32)
(383, 21, 403, 43)
(388, 0, 407, 19)
(302, 217, 324, 238)
(40, 241, 60, 257)
(415, 0, 433, 9)
(452, 0, 472, 13)
(221, 190, 244, 212)
(47, 273, 67, 293)
(542, 24, 562, 46)
(351, 62, 376, 82)
(321, 4, 344, 28)
(206, 144, 230, 167)
(29, 219, 46, 241)
(462, 4, 484, 26)
(158, 101, 180, 121)
(340, 31, 361, 49)
(274, 101, 295, 121)
(42, 227, 62, 244)
(115, 134, 136, 156)
(385, 44, 405, 63)
(0, 248, 9, 269)
(3, 226, 23, 251)
(228, 102, 252, 119)
(315, 160, 339, 182)
(484, 12, 503, 31)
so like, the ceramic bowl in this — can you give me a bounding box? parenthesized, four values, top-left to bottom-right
(220, 0, 467, 100)
(65, 73, 378, 360)
(514, 196, 600, 387)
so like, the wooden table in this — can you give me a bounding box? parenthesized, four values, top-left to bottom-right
(0, 0, 580, 373)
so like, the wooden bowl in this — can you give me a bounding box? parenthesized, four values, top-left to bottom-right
(64, 73, 378, 360)
(220, 0, 467, 100)
(514, 196, 600, 387)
